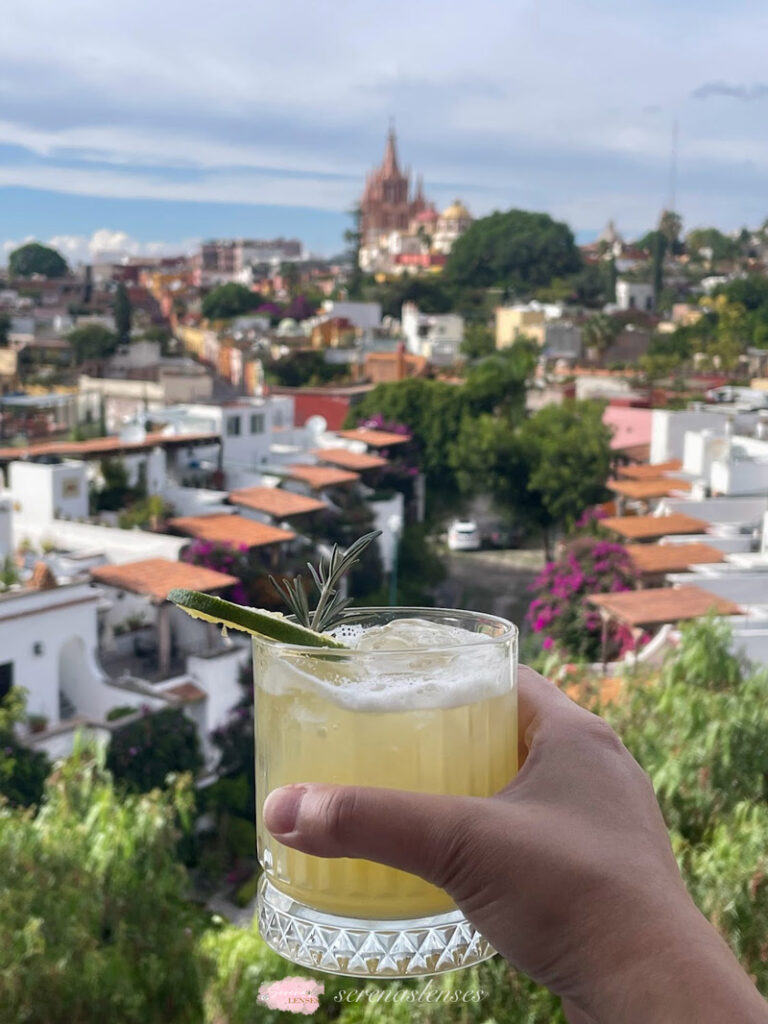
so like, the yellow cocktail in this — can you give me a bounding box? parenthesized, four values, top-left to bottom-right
(254, 608, 517, 976)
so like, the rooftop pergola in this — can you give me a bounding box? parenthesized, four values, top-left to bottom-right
(588, 584, 741, 662)
(608, 478, 692, 501)
(0, 430, 220, 464)
(90, 557, 238, 674)
(228, 486, 326, 519)
(625, 542, 726, 577)
(285, 464, 360, 489)
(617, 459, 683, 480)
(168, 513, 295, 551)
(312, 448, 388, 471)
(335, 428, 410, 448)
(601, 512, 709, 541)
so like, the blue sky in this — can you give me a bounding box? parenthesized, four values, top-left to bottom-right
(3, 0, 768, 262)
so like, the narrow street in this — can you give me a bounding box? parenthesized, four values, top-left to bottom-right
(435, 547, 546, 630)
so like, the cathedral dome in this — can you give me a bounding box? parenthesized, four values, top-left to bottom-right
(441, 199, 471, 220)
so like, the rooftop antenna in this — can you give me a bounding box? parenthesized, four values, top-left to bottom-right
(668, 118, 679, 213)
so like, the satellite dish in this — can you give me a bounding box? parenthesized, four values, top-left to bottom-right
(306, 415, 328, 439)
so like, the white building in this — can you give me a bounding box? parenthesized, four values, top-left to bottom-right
(401, 302, 464, 365)
(320, 301, 382, 331)
(616, 279, 654, 313)
(9, 461, 89, 523)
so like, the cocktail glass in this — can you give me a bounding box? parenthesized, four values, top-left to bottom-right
(254, 606, 517, 977)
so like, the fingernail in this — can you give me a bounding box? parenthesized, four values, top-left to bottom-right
(264, 785, 307, 836)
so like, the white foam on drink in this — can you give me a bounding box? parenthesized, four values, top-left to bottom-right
(266, 618, 512, 711)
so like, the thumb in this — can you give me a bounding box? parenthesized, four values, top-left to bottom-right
(263, 783, 490, 892)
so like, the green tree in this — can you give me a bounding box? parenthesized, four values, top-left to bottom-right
(67, 323, 118, 363)
(461, 322, 496, 360)
(0, 745, 208, 1024)
(0, 314, 10, 347)
(581, 313, 621, 357)
(106, 707, 203, 793)
(651, 230, 667, 302)
(517, 401, 612, 550)
(201, 283, 259, 320)
(343, 204, 365, 300)
(0, 688, 51, 807)
(113, 282, 132, 344)
(686, 227, 739, 263)
(347, 378, 466, 490)
(444, 209, 581, 292)
(463, 339, 536, 417)
(8, 242, 68, 279)
(453, 400, 612, 555)
(658, 209, 683, 251)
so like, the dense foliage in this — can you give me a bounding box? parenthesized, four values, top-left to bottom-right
(8, 242, 68, 279)
(452, 400, 612, 552)
(106, 707, 203, 792)
(67, 323, 119, 364)
(2, 621, 768, 1021)
(603, 619, 768, 989)
(0, 747, 207, 1024)
(347, 341, 534, 494)
(0, 689, 50, 807)
(202, 283, 260, 320)
(444, 209, 581, 292)
(527, 536, 641, 661)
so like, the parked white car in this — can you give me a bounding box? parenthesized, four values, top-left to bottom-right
(447, 520, 481, 551)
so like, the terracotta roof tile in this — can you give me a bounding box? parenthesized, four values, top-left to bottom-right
(617, 459, 683, 480)
(601, 513, 708, 540)
(90, 557, 238, 602)
(608, 477, 692, 500)
(228, 487, 326, 518)
(626, 543, 726, 575)
(168, 514, 295, 548)
(335, 428, 410, 448)
(165, 681, 207, 703)
(588, 585, 741, 628)
(285, 464, 360, 489)
(312, 448, 388, 471)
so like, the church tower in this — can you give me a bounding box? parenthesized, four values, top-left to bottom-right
(360, 126, 418, 241)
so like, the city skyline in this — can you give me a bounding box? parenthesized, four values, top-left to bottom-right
(4, 0, 768, 262)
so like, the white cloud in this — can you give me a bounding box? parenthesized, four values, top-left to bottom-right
(2, 230, 198, 266)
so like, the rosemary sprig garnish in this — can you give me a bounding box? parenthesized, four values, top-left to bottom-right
(269, 530, 382, 633)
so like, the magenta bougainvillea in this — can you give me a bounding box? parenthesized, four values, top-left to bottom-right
(527, 536, 645, 662)
(181, 540, 249, 604)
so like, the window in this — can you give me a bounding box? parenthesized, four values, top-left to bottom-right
(250, 413, 265, 434)
(226, 415, 242, 437)
(0, 662, 13, 702)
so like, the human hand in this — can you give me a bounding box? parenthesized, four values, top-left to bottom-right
(264, 666, 768, 1023)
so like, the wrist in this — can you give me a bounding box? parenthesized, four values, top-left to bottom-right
(577, 898, 767, 1024)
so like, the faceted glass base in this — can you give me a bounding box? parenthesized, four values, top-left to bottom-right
(256, 875, 496, 978)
